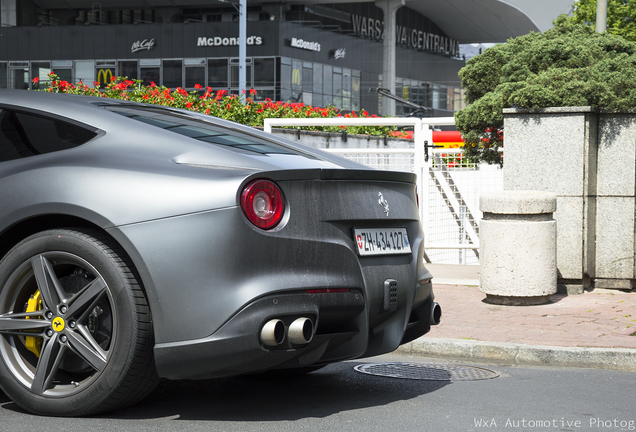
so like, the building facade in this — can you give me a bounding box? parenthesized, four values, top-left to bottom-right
(0, 1, 469, 115)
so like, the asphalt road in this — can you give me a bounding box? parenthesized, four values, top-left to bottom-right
(0, 353, 633, 432)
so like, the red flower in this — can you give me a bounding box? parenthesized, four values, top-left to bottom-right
(111, 76, 116, 82)
(32, 77, 39, 84)
(186, 102, 192, 108)
(194, 83, 203, 90)
(249, 89, 257, 95)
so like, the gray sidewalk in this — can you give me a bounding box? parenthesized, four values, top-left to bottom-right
(397, 264, 636, 371)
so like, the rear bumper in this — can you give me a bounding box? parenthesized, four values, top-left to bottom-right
(154, 281, 435, 380)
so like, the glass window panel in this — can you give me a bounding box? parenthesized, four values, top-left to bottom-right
(352, 74, 360, 99)
(163, 59, 183, 89)
(302, 67, 312, 93)
(56, 69, 72, 84)
(96, 60, 116, 68)
(96, 67, 115, 86)
(31, 62, 51, 90)
(342, 68, 351, 98)
(333, 69, 342, 97)
(51, 60, 72, 68)
(291, 59, 302, 92)
(252, 89, 275, 102)
(230, 64, 252, 88)
(280, 63, 292, 102)
(74, 60, 94, 86)
(323, 65, 332, 97)
(140, 59, 160, 66)
(253, 57, 275, 87)
(185, 58, 205, 66)
(302, 92, 312, 106)
(8, 67, 28, 90)
(207, 58, 228, 89)
(119, 60, 138, 80)
(333, 96, 342, 109)
(185, 66, 205, 89)
(0, 63, 7, 89)
(140, 67, 160, 87)
(313, 64, 322, 95)
(313, 93, 323, 108)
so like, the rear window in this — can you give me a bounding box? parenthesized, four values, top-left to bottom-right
(0, 109, 97, 162)
(102, 105, 305, 156)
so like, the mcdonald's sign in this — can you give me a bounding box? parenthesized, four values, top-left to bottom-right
(97, 68, 114, 85)
(291, 68, 301, 86)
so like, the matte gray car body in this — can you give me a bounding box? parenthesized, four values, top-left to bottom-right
(0, 89, 436, 416)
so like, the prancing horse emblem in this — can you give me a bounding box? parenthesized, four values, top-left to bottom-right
(378, 192, 389, 216)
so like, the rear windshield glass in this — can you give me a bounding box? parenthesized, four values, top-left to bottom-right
(101, 104, 304, 156)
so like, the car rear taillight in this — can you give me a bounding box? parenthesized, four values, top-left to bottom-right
(240, 179, 285, 230)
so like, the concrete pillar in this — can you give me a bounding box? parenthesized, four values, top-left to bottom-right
(480, 190, 557, 305)
(375, 0, 404, 117)
(504, 107, 598, 294)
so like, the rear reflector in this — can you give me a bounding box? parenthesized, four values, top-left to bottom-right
(306, 288, 351, 294)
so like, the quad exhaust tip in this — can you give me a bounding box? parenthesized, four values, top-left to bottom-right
(288, 317, 314, 345)
(430, 302, 442, 325)
(260, 317, 315, 347)
(260, 319, 286, 347)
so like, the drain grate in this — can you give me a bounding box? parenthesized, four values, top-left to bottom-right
(353, 362, 499, 381)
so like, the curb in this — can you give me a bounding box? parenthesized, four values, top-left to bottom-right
(396, 338, 636, 372)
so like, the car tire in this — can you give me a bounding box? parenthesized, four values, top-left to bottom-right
(0, 229, 158, 416)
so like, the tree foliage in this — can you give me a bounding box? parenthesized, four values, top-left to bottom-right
(455, 24, 636, 165)
(555, 0, 636, 42)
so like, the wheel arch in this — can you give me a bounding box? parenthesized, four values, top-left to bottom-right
(0, 214, 102, 261)
(0, 214, 158, 328)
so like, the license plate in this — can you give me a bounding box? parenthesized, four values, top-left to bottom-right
(354, 228, 412, 256)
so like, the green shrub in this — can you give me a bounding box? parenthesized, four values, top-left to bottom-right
(455, 24, 636, 165)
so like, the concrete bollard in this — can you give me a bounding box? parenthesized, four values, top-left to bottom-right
(480, 190, 557, 305)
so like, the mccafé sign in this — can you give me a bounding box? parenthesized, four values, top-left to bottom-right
(131, 38, 156, 53)
(351, 14, 459, 57)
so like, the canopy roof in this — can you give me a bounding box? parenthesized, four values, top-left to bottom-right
(33, 0, 573, 43)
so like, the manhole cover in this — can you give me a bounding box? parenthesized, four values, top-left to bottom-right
(353, 362, 499, 381)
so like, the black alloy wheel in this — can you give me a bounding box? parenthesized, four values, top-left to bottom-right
(0, 229, 158, 416)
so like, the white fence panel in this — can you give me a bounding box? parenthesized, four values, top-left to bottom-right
(263, 117, 503, 264)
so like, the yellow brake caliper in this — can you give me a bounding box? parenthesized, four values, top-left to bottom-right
(25, 290, 43, 357)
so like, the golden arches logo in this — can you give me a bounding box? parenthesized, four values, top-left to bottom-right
(97, 68, 114, 85)
(52, 317, 65, 332)
(291, 68, 301, 86)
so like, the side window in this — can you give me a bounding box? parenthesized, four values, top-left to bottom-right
(0, 109, 97, 162)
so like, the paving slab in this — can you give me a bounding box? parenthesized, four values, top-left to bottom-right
(399, 264, 636, 371)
